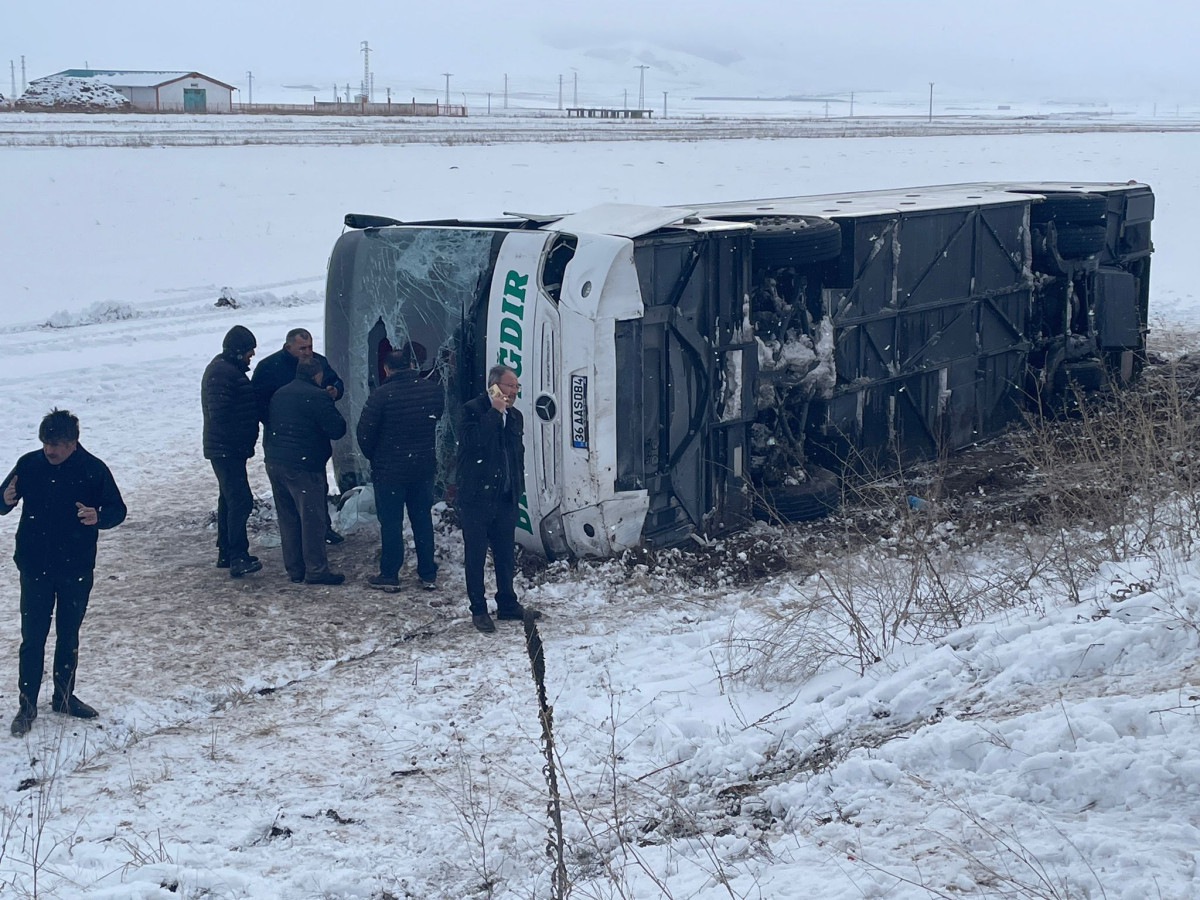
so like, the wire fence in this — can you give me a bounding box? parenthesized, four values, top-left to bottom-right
(234, 100, 466, 117)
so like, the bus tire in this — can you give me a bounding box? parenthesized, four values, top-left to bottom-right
(1030, 193, 1108, 227)
(747, 216, 843, 269)
(1058, 358, 1107, 393)
(754, 464, 840, 523)
(1054, 225, 1107, 259)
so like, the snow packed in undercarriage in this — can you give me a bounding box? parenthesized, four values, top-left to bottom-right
(749, 270, 836, 489)
(326, 227, 499, 492)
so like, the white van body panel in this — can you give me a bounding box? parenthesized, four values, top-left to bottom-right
(559, 236, 648, 554)
(485, 230, 651, 556)
(485, 231, 552, 545)
(549, 203, 696, 239)
(555, 233, 650, 556)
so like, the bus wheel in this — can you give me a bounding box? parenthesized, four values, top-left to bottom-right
(713, 215, 843, 269)
(1054, 224, 1107, 259)
(1030, 192, 1108, 227)
(754, 465, 840, 523)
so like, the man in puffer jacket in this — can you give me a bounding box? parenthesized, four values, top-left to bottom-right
(252, 327, 346, 546)
(264, 357, 347, 585)
(356, 345, 445, 592)
(201, 325, 262, 578)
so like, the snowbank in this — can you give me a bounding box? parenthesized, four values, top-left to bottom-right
(32, 290, 320, 332)
(18, 75, 130, 111)
(42, 300, 136, 328)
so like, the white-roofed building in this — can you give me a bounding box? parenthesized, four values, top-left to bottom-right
(50, 69, 235, 112)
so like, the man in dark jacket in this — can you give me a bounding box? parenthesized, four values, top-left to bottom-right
(2, 409, 127, 736)
(252, 327, 346, 544)
(356, 346, 445, 592)
(456, 364, 540, 633)
(201, 325, 262, 578)
(264, 357, 348, 585)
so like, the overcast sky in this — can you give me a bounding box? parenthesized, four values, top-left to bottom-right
(2, 0, 1194, 105)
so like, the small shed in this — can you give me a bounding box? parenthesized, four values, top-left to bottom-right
(51, 69, 235, 112)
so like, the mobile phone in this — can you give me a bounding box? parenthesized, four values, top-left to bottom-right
(489, 384, 504, 400)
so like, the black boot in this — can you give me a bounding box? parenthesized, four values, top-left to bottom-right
(218, 553, 256, 569)
(305, 571, 345, 585)
(496, 602, 542, 622)
(230, 556, 263, 578)
(10, 705, 36, 737)
(52, 694, 98, 719)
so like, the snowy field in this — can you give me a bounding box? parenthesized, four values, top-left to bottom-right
(0, 125, 1199, 898)
(6, 109, 1200, 151)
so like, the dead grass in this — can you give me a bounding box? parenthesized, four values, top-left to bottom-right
(731, 355, 1200, 682)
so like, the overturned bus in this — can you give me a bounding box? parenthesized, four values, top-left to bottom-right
(324, 181, 1154, 558)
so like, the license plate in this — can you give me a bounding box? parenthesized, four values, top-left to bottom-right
(571, 374, 589, 449)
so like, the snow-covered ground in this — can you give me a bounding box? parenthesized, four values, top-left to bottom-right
(0, 126, 1199, 898)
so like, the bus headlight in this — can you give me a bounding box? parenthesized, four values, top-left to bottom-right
(538, 507, 572, 561)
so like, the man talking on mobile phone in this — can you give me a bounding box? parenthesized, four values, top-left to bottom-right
(2, 409, 126, 737)
(454, 365, 541, 633)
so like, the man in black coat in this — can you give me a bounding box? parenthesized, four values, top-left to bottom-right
(455, 364, 540, 633)
(264, 357, 348, 585)
(2, 409, 127, 736)
(201, 325, 263, 578)
(356, 346, 445, 592)
(252, 327, 346, 544)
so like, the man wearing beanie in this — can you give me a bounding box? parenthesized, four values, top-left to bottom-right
(201, 326, 263, 578)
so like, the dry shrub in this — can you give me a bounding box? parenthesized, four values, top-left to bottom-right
(734, 355, 1200, 684)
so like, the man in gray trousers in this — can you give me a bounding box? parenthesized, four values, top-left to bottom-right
(264, 357, 347, 585)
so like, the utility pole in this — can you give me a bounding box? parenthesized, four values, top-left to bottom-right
(623, 89, 627, 109)
(558, 73, 563, 110)
(503, 73, 508, 109)
(361, 41, 370, 101)
(662, 91, 667, 119)
(246, 71, 253, 106)
(850, 91, 854, 117)
(442, 72, 452, 107)
(10, 60, 15, 99)
(635, 64, 648, 110)
(21, 55, 26, 93)
(487, 92, 492, 114)
(928, 82, 934, 122)
(573, 71, 578, 106)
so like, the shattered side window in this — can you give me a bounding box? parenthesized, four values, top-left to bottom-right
(348, 228, 500, 486)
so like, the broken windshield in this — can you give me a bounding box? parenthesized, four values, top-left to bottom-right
(327, 226, 504, 489)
